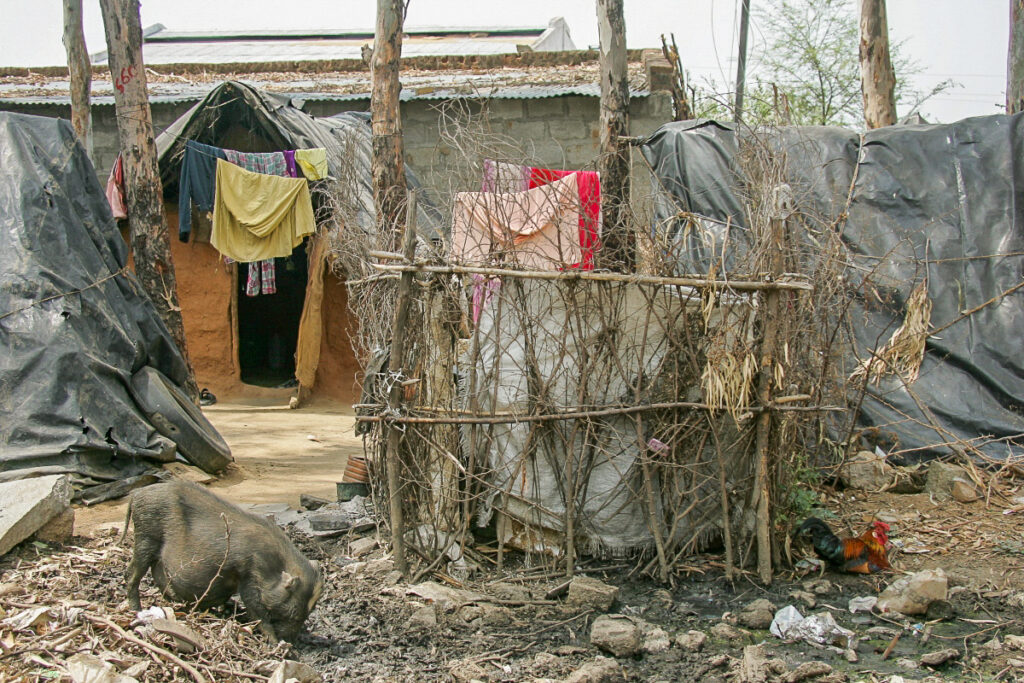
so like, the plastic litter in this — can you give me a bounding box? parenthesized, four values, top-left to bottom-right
(770, 605, 857, 649)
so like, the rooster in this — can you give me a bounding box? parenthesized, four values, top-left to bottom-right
(796, 517, 891, 574)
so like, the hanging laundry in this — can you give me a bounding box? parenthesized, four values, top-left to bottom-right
(178, 140, 228, 242)
(224, 149, 297, 293)
(452, 173, 582, 271)
(294, 148, 328, 180)
(481, 160, 601, 270)
(223, 149, 288, 176)
(246, 259, 278, 297)
(482, 159, 530, 193)
(211, 159, 316, 263)
(105, 154, 127, 220)
(528, 167, 601, 271)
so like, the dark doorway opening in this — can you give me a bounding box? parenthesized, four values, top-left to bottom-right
(237, 239, 309, 387)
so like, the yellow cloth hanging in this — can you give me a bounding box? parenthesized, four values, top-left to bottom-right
(295, 148, 328, 180)
(211, 159, 315, 262)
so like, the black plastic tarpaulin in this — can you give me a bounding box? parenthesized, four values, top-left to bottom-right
(0, 112, 191, 483)
(640, 116, 1024, 461)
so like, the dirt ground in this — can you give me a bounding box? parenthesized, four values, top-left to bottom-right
(74, 396, 363, 536)
(5, 402, 1024, 682)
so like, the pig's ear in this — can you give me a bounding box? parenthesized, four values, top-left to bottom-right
(310, 559, 321, 573)
(281, 571, 299, 593)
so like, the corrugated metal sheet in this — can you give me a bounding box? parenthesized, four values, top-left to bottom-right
(1, 84, 649, 107)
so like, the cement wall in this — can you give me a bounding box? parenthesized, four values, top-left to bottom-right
(2, 92, 671, 201)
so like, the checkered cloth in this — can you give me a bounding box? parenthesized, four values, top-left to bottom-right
(223, 149, 288, 177)
(246, 259, 277, 296)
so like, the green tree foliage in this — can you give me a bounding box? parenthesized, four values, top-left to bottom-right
(747, 0, 956, 127)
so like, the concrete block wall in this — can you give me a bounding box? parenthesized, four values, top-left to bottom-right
(307, 91, 672, 212)
(2, 91, 673, 216)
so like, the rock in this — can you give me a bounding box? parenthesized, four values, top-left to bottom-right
(409, 604, 437, 628)
(566, 576, 619, 612)
(0, 475, 72, 556)
(711, 621, 749, 642)
(649, 588, 673, 610)
(66, 652, 139, 683)
(674, 629, 707, 651)
(641, 624, 671, 653)
(951, 478, 980, 503)
(925, 461, 970, 501)
(802, 578, 834, 595)
(299, 494, 330, 510)
(448, 658, 490, 682)
(844, 649, 858, 663)
(1005, 634, 1024, 650)
(459, 603, 513, 627)
(1008, 658, 1024, 669)
(896, 658, 919, 670)
(590, 615, 642, 657)
(784, 661, 832, 683)
(489, 581, 534, 602)
(790, 590, 817, 608)
(348, 536, 378, 558)
(738, 598, 776, 629)
(877, 569, 948, 616)
(563, 656, 625, 683)
(268, 661, 320, 683)
(33, 507, 74, 544)
(533, 652, 558, 668)
(344, 557, 395, 578)
(980, 637, 1003, 654)
(840, 451, 893, 491)
(919, 648, 960, 667)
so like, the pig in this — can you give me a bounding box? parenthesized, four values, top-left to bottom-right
(123, 481, 323, 642)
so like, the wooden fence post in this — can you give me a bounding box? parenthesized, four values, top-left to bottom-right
(385, 192, 418, 578)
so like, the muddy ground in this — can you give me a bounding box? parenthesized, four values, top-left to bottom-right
(3, 401, 1024, 682)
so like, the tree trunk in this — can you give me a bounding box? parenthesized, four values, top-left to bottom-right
(859, 0, 898, 129)
(734, 0, 751, 122)
(372, 0, 408, 249)
(1009, 0, 1024, 113)
(63, 0, 92, 158)
(99, 0, 198, 400)
(596, 0, 633, 271)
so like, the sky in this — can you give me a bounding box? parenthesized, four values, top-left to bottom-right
(0, 0, 1009, 123)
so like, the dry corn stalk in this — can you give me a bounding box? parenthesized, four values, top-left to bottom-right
(850, 278, 932, 385)
(701, 342, 758, 421)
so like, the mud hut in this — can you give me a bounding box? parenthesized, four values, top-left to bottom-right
(153, 81, 439, 402)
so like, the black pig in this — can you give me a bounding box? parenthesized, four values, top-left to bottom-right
(123, 481, 322, 641)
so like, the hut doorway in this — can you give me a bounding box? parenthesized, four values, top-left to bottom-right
(236, 239, 309, 387)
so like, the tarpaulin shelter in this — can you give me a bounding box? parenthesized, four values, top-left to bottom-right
(640, 116, 1024, 462)
(0, 112, 229, 486)
(153, 81, 440, 400)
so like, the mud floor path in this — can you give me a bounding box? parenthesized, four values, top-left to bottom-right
(75, 398, 362, 535)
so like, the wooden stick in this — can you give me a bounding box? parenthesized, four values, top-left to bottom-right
(370, 262, 813, 291)
(354, 400, 842, 424)
(881, 632, 900, 660)
(82, 614, 207, 683)
(384, 193, 418, 578)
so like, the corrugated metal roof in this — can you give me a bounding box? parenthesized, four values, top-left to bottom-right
(91, 19, 575, 66)
(0, 84, 649, 108)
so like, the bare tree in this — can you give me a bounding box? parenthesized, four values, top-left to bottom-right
(372, 0, 408, 249)
(1009, 0, 1024, 113)
(63, 0, 92, 156)
(99, 0, 198, 399)
(859, 0, 898, 128)
(596, 0, 633, 271)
